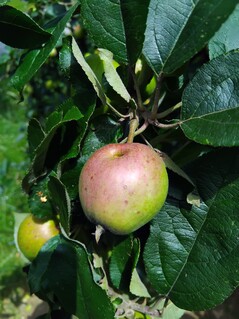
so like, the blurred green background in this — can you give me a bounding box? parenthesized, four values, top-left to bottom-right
(0, 28, 69, 316)
(0, 71, 30, 316)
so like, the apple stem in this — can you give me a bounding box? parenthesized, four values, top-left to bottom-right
(121, 120, 149, 144)
(127, 112, 139, 143)
(149, 119, 182, 129)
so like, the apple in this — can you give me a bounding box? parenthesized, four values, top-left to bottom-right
(79, 143, 168, 235)
(17, 214, 59, 261)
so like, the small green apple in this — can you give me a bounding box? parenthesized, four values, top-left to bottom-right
(17, 214, 59, 261)
(79, 143, 168, 235)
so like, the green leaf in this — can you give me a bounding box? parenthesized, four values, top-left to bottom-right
(59, 37, 94, 91)
(129, 239, 150, 298)
(159, 300, 185, 319)
(110, 237, 149, 298)
(45, 112, 64, 133)
(59, 37, 72, 76)
(109, 236, 133, 290)
(49, 95, 94, 162)
(23, 92, 96, 191)
(81, 115, 123, 157)
(181, 51, 239, 147)
(31, 113, 78, 175)
(45, 105, 85, 134)
(10, 2, 79, 92)
(72, 37, 107, 105)
(143, 0, 238, 75)
(86, 53, 104, 84)
(27, 118, 45, 159)
(159, 150, 195, 187)
(98, 48, 131, 103)
(120, 0, 149, 64)
(0, 5, 51, 49)
(209, 4, 239, 59)
(28, 235, 115, 319)
(48, 176, 71, 236)
(144, 148, 239, 311)
(130, 268, 151, 298)
(58, 94, 96, 162)
(128, 238, 150, 298)
(81, 0, 127, 63)
(81, 0, 149, 65)
(64, 105, 84, 121)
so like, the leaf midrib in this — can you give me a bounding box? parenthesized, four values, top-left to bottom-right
(181, 104, 239, 125)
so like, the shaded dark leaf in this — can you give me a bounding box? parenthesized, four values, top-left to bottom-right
(0, 5, 51, 49)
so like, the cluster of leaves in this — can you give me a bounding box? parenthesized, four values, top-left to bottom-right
(1, 0, 239, 318)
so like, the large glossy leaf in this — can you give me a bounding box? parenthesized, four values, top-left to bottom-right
(81, 0, 127, 63)
(81, 0, 149, 64)
(144, 148, 239, 310)
(0, 5, 51, 49)
(143, 0, 238, 75)
(28, 235, 115, 319)
(120, 0, 149, 64)
(11, 2, 79, 92)
(181, 51, 239, 147)
(209, 4, 239, 59)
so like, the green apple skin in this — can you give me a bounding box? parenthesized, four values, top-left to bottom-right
(17, 214, 59, 261)
(79, 143, 168, 235)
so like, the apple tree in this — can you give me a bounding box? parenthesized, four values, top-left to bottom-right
(1, 0, 239, 318)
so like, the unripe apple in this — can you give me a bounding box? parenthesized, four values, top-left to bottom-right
(79, 143, 168, 235)
(17, 214, 59, 261)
